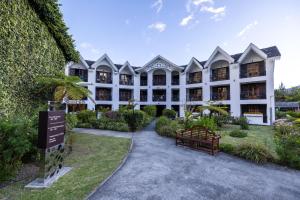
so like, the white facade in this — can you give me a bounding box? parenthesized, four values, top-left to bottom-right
(65, 43, 281, 125)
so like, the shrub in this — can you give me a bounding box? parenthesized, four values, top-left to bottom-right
(220, 143, 235, 154)
(229, 129, 248, 138)
(77, 110, 96, 125)
(239, 117, 249, 130)
(193, 117, 217, 131)
(275, 134, 300, 169)
(235, 143, 271, 164)
(0, 117, 36, 181)
(162, 109, 177, 119)
(276, 111, 287, 119)
(123, 110, 145, 132)
(104, 111, 123, 122)
(65, 113, 78, 131)
(214, 115, 230, 127)
(143, 105, 157, 117)
(156, 116, 170, 130)
(274, 124, 298, 136)
(94, 117, 129, 132)
(287, 111, 300, 118)
(155, 117, 181, 138)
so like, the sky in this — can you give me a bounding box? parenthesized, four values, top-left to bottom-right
(59, 0, 300, 88)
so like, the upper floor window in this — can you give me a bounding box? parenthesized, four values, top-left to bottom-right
(69, 68, 88, 82)
(187, 71, 202, 84)
(171, 71, 180, 85)
(120, 74, 133, 85)
(211, 86, 230, 101)
(96, 66, 112, 84)
(211, 67, 229, 82)
(240, 82, 266, 100)
(240, 61, 266, 78)
(140, 72, 148, 86)
(153, 69, 166, 86)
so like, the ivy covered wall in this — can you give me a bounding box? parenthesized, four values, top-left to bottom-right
(0, 0, 78, 116)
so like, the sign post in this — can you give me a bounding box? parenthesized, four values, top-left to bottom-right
(26, 111, 72, 188)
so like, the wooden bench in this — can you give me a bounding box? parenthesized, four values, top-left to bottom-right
(175, 126, 221, 155)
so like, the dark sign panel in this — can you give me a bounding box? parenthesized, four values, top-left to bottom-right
(38, 111, 65, 149)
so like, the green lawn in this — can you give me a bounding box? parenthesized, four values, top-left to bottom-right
(0, 133, 131, 200)
(218, 124, 278, 159)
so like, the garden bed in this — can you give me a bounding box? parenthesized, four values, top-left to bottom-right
(0, 133, 131, 200)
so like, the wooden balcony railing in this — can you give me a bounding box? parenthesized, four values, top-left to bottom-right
(240, 91, 266, 100)
(140, 95, 147, 102)
(211, 93, 230, 101)
(187, 96, 202, 101)
(96, 94, 112, 101)
(153, 95, 166, 102)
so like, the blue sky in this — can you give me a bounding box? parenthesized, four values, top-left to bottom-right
(60, 0, 300, 88)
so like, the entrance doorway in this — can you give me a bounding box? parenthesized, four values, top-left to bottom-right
(156, 105, 166, 116)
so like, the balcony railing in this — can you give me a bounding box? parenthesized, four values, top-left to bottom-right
(187, 79, 202, 84)
(96, 94, 112, 101)
(211, 74, 229, 82)
(240, 91, 266, 100)
(119, 79, 133, 85)
(172, 95, 179, 102)
(211, 93, 230, 101)
(120, 96, 133, 101)
(153, 95, 166, 102)
(172, 79, 179, 85)
(187, 96, 202, 101)
(69, 69, 88, 82)
(240, 70, 266, 78)
(140, 95, 147, 102)
(96, 77, 112, 84)
(153, 79, 166, 86)
(140, 79, 148, 86)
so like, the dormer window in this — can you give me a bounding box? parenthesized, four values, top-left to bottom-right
(69, 68, 88, 82)
(240, 61, 266, 78)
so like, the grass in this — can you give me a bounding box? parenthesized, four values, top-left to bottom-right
(218, 124, 278, 159)
(0, 133, 131, 200)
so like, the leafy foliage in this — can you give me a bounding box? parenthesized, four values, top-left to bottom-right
(77, 110, 96, 125)
(0, 0, 78, 116)
(162, 109, 177, 119)
(193, 117, 217, 131)
(143, 105, 157, 117)
(229, 129, 248, 138)
(37, 74, 93, 102)
(155, 116, 182, 138)
(123, 110, 147, 132)
(65, 113, 78, 132)
(235, 143, 271, 164)
(0, 117, 37, 181)
(196, 105, 229, 117)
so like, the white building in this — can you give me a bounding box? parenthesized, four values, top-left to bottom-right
(65, 43, 281, 125)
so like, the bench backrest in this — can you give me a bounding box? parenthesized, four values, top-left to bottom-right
(177, 126, 217, 140)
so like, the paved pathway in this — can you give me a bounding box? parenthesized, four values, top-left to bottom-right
(75, 123, 300, 200)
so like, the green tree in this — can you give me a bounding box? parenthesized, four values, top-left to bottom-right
(37, 74, 94, 103)
(275, 82, 288, 101)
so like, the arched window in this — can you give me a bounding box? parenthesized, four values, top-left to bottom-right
(153, 69, 166, 86)
(211, 60, 230, 82)
(96, 65, 113, 84)
(171, 71, 180, 85)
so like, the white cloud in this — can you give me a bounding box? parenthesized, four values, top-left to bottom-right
(180, 15, 193, 26)
(148, 22, 167, 32)
(186, 0, 213, 12)
(79, 42, 101, 59)
(152, 0, 163, 13)
(200, 6, 226, 21)
(237, 20, 258, 37)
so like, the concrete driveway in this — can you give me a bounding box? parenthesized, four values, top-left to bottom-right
(76, 122, 300, 200)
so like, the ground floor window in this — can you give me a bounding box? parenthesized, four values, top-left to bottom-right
(68, 104, 87, 112)
(95, 104, 112, 112)
(241, 104, 267, 123)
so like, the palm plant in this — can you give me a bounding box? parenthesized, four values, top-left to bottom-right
(196, 105, 228, 117)
(37, 74, 94, 104)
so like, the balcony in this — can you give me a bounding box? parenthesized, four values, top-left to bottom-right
(240, 61, 266, 78)
(211, 86, 230, 100)
(96, 72, 112, 84)
(187, 72, 202, 84)
(140, 79, 148, 86)
(240, 83, 266, 100)
(140, 90, 147, 102)
(172, 71, 180, 85)
(172, 90, 180, 102)
(187, 88, 202, 101)
(119, 89, 133, 101)
(211, 67, 229, 82)
(95, 88, 112, 101)
(119, 74, 133, 85)
(171, 79, 179, 85)
(153, 90, 166, 102)
(153, 76, 166, 86)
(69, 68, 88, 82)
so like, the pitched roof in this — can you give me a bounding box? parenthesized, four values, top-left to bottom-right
(83, 45, 280, 71)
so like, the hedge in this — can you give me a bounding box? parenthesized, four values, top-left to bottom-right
(0, 0, 78, 116)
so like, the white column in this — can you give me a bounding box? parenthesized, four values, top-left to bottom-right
(87, 69, 95, 110)
(266, 59, 275, 124)
(202, 68, 210, 105)
(230, 63, 240, 117)
(148, 70, 153, 104)
(180, 72, 186, 117)
(112, 72, 119, 110)
(134, 74, 140, 109)
(166, 70, 172, 109)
